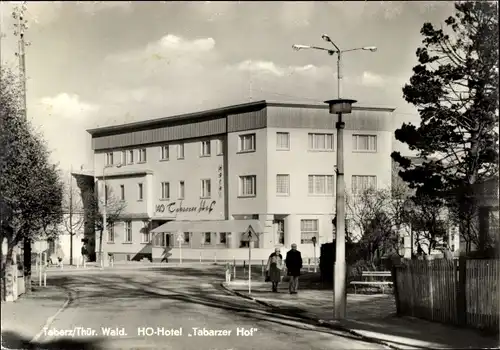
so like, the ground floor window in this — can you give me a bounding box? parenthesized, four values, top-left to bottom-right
(219, 232, 227, 244)
(301, 219, 319, 244)
(204, 232, 211, 244)
(153, 233, 165, 247)
(183, 232, 190, 245)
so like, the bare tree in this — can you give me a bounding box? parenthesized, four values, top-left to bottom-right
(83, 186, 126, 264)
(62, 173, 84, 265)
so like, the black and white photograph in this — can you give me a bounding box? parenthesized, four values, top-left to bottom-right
(0, 1, 498, 349)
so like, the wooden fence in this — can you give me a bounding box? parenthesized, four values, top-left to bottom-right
(393, 258, 499, 333)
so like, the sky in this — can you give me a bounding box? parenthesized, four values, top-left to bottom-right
(0, 1, 458, 172)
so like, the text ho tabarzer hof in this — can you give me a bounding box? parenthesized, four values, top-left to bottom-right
(137, 327, 259, 337)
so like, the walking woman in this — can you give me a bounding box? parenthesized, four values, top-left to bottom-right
(265, 248, 284, 292)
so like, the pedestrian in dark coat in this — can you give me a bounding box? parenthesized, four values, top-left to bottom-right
(285, 243, 302, 294)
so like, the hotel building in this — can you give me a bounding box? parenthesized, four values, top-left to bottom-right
(87, 100, 395, 262)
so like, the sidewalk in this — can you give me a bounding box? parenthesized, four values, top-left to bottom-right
(1, 284, 70, 348)
(223, 281, 499, 349)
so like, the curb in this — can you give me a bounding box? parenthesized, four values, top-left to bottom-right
(220, 282, 404, 350)
(30, 285, 75, 343)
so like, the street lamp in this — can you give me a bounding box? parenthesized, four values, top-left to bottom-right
(293, 35, 377, 320)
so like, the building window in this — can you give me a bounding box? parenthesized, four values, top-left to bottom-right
(216, 139, 224, 155)
(179, 181, 185, 199)
(308, 175, 334, 195)
(301, 219, 319, 244)
(308, 133, 334, 151)
(138, 183, 143, 200)
(121, 151, 126, 165)
(127, 150, 134, 164)
(139, 148, 147, 163)
(106, 152, 113, 166)
(219, 232, 227, 244)
(120, 184, 125, 200)
(353, 134, 377, 152)
(204, 232, 211, 244)
(352, 175, 377, 194)
(124, 221, 132, 242)
(104, 184, 109, 203)
(141, 221, 150, 243)
(276, 174, 290, 195)
(183, 232, 190, 244)
(239, 175, 256, 197)
(200, 140, 211, 157)
(153, 233, 165, 247)
(161, 182, 170, 199)
(201, 179, 211, 198)
(276, 132, 290, 150)
(239, 133, 256, 152)
(161, 145, 169, 160)
(177, 143, 185, 159)
(108, 223, 115, 243)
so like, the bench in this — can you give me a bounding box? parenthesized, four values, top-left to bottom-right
(350, 271, 393, 294)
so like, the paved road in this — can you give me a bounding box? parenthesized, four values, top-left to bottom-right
(34, 266, 387, 349)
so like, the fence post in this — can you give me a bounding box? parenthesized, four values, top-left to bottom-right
(456, 256, 467, 326)
(261, 260, 264, 277)
(392, 264, 401, 316)
(199, 252, 202, 263)
(428, 260, 434, 321)
(308, 258, 311, 272)
(233, 257, 236, 279)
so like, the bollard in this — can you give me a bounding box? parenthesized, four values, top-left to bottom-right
(43, 270, 47, 287)
(214, 252, 217, 264)
(200, 252, 202, 263)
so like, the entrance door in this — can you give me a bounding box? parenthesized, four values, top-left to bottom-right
(274, 219, 285, 245)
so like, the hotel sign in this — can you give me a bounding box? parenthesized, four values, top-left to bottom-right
(155, 200, 216, 215)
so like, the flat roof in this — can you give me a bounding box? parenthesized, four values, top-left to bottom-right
(87, 100, 396, 136)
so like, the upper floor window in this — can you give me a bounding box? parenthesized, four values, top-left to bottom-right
(120, 184, 125, 200)
(139, 148, 147, 163)
(308, 133, 334, 151)
(161, 182, 170, 199)
(201, 179, 211, 198)
(124, 221, 132, 243)
(200, 140, 211, 157)
(106, 152, 114, 166)
(161, 145, 169, 160)
(239, 175, 256, 197)
(353, 134, 377, 152)
(108, 223, 115, 243)
(177, 143, 185, 159)
(276, 174, 290, 195)
(352, 175, 377, 194)
(239, 133, 256, 152)
(179, 181, 185, 199)
(216, 139, 224, 155)
(138, 183, 143, 201)
(308, 175, 334, 195)
(127, 150, 134, 164)
(276, 132, 290, 150)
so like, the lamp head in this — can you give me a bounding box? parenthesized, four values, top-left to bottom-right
(321, 34, 331, 42)
(292, 44, 309, 51)
(363, 46, 377, 52)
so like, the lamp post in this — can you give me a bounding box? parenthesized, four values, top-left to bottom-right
(293, 35, 376, 320)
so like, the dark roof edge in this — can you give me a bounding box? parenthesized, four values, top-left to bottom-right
(87, 100, 396, 136)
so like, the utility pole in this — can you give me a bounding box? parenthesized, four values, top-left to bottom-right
(12, 2, 29, 120)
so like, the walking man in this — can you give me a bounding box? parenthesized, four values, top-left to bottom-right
(285, 243, 302, 294)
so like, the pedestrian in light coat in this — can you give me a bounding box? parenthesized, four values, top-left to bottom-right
(265, 248, 284, 292)
(285, 243, 303, 294)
